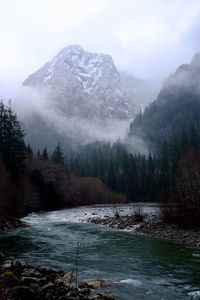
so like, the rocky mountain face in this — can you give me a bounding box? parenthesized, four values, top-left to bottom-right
(22, 45, 160, 150)
(24, 45, 160, 121)
(24, 45, 137, 120)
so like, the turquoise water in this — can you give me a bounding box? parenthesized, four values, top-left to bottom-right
(0, 208, 200, 299)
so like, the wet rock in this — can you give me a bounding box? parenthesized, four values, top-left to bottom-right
(12, 260, 25, 269)
(2, 260, 13, 269)
(39, 266, 53, 273)
(136, 221, 200, 247)
(88, 213, 145, 231)
(83, 279, 104, 289)
(44, 291, 53, 299)
(21, 269, 41, 278)
(41, 282, 55, 291)
(0, 271, 20, 286)
(95, 290, 115, 300)
(79, 287, 90, 295)
(54, 278, 65, 287)
(21, 276, 42, 285)
(7, 285, 35, 300)
(79, 281, 89, 289)
(62, 271, 75, 282)
(29, 283, 41, 293)
(0, 258, 116, 300)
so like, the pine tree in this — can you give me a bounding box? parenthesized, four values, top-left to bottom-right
(0, 101, 25, 175)
(69, 155, 81, 175)
(159, 141, 170, 188)
(180, 130, 189, 154)
(26, 144, 33, 156)
(51, 143, 65, 164)
(147, 153, 155, 195)
(189, 125, 199, 150)
(125, 154, 138, 200)
(107, 159, 116, 190)
(99, 153, 105, 182)
(42, 147, 49, 160)
(139, 156, 148, 196)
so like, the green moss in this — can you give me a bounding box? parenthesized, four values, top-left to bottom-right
(1, 271, 20, 286)
(3, 271, 15, 278)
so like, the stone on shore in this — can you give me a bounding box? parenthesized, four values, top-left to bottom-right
(0, 258, 116, 300)
(88, 213, 200, 248)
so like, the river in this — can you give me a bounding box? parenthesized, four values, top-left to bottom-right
(0, 205, 200, 299)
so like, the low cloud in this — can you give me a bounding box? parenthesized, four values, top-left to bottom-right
(0, 82, 148, 154)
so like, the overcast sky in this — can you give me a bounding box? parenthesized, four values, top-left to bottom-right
(1, 0, 200, 84)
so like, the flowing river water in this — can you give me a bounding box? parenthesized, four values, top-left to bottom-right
(0, 205, 200, 299)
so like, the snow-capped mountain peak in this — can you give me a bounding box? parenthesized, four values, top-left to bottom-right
(24, 45, 136, 120)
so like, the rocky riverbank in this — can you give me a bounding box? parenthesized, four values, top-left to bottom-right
(88, 214, 200, 248)
(88, 213, 144, 230)
(0, 217, 26, 232)
(0, 257, 115, 300)
(137, 221, 200, 247)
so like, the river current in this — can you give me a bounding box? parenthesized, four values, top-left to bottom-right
(0, 205, 200, 299)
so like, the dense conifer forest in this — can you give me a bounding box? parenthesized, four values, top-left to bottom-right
(1, 96, 200, 228)
(0, 101, 123, 222)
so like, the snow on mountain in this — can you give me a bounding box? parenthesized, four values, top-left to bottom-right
(24, 45, 137, 120)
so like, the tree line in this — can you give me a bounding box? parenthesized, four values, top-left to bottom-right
(67, 123, 199, 202)
(1, 98, 200, 228)
(0, 101, 120, 220)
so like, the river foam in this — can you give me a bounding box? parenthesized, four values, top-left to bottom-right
(188, 291, 200, 299)
(120, 279, 142, 287)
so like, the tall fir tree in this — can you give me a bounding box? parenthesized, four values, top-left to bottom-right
(26, 144, 33, 156)
(0, 101, 25, 175)
(159, 141, 170, 188)
(107, 159, 117, 190)
(51, 142, 65, 164)
(125, 154, 138, 200)
(42, 147, 49, 160)
(189, 125, 199, 150)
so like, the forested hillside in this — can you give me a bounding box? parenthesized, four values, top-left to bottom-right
(127, 54, 200, 227)
(129, 53, 200, 151)
(0, 101, 123, 226)
(2, 65, 200, 230)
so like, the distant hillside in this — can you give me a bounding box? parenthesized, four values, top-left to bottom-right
(129, 53, 200, 150)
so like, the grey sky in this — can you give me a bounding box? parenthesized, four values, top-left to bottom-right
(1, 0, 200, 84)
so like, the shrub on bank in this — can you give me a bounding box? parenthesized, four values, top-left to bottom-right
(160, 150, 200, 228)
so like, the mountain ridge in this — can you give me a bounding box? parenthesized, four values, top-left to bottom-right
(24, 45, 135, 120)
(129, 51, 200, 149)
(23, 45, 159, 121)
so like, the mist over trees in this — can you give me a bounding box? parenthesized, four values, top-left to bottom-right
(0, 101, 26, 175)
(127, 56, 200, 227)
(2, 50, 200, 230)
(1, 92, 200, 225)
(0, 101, 125, 222)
